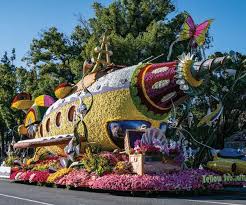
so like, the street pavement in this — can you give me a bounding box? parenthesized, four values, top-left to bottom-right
(0, 179, 246, 205)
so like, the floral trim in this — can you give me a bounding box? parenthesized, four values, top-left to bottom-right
(176, 53, 203, 91)
(130, 63, 168, 120)
(182, 60, 203, 87)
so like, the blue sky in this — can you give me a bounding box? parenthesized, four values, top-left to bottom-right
(0, 0, 245, 67)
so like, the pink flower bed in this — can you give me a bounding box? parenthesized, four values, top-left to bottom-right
(10, 170, 49, 183)
(91, 169, 224, 192)
(10, 168, 246, 192)
(55, 169, 98, 187)
(19, 170, 33, 181)
(29, 171, 50, 183)
(10, 171, 21, 180)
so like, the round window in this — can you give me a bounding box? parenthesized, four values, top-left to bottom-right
(56, 112, 61, 127)
(68, 106, 76, 122)
(46, 118, 50, 132)
(40, 124, 43, 137)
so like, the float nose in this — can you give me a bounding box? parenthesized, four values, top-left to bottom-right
(193, 56, 230, 80)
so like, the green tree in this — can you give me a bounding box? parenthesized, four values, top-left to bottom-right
(186, 51, 246, 167)
(83, 0, 187, 65)
(23, 27, 84, 97)
(22, 0, 188, 97)
(210, 52, 246, 138)
(0, 50, 21, 157)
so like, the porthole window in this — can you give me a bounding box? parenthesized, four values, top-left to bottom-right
(40, 124, 43, 137)
(68, 106, 76, 122)
(56, 112, 61, 127)
(46, 118, 50, 132)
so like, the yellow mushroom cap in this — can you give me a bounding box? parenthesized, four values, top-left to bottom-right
(54, 83, 73, 99)
(11, 93, 34, 110)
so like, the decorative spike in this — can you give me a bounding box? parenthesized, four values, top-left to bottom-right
(180, 84, 189, 91)
(161, 92, 176, 102)
(176, 79, 185, 85)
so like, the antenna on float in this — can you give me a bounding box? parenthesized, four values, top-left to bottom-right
(147, 53, 164, 63)
(137, 56, 154, 65)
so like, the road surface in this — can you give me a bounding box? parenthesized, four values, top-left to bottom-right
(0, 179, 245, 205)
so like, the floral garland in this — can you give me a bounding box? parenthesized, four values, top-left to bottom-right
(176, 53, 203, 92)
(182, 60, 203, 87)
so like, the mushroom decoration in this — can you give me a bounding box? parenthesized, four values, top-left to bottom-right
(24, 105, 47, 127)
(54, 82, 73, 99)
(11, 92, 33, 110)
(34, 95, 55, 107)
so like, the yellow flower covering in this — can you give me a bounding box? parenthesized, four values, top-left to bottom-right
(182, 59, 203, 87)
(235, 161, 246, 174)
(38, 89, 161, 155)
(26, 159, 33, 166)
(47, 168, 71, 183)
(207, 160, 236, 174)
(216, 157, 246, 175)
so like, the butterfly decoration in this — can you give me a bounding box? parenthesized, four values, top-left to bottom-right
(179, 15, 213, 46)
(167, 14, 213, 61)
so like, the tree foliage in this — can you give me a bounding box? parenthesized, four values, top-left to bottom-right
(0, 50, 23, 156)
(84, 0, 187, 65)
(186, 52, 246, 167)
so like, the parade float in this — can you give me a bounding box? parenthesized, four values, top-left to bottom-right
(5, 15, 246, 194)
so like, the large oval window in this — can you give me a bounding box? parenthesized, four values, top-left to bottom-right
(46, 118, 50, 132)
(68, 106, 76, 122)
(107, 120, 151, 148)
(56, 112, 61, 127)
